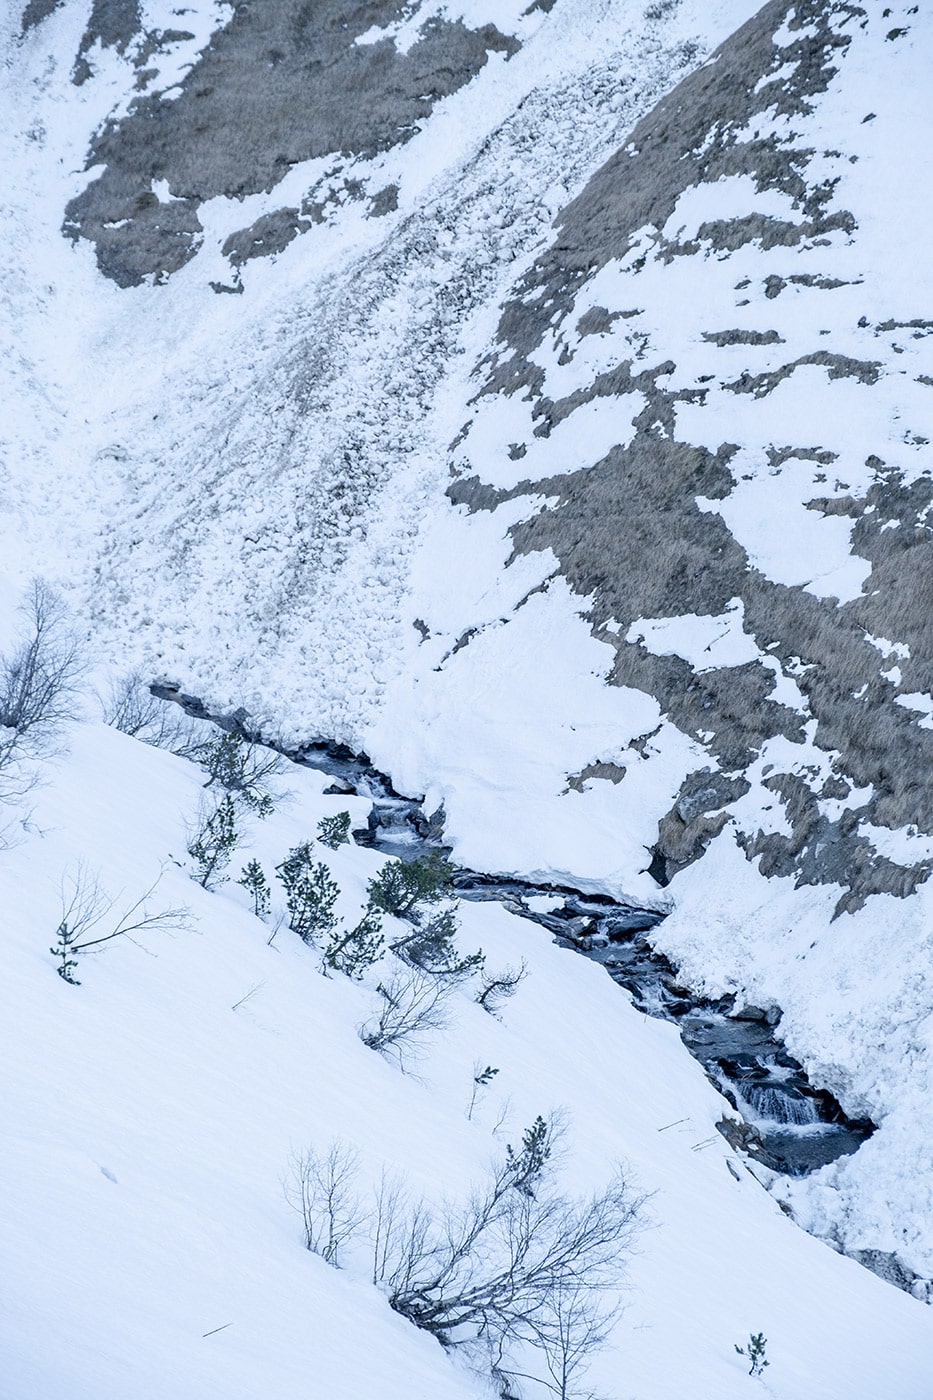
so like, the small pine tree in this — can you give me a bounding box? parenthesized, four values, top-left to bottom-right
(318, 811, 352, 850)
(395, 906, 484, 981)
(735, 1333, 769, 1377)
(238, 859, 271, 918)
(276, 842, 339, 944)
(50, 920, 81, 984)
(506, 1116, 552, 1197)
(188, 794, 239, 888)
(323, 906, 384, 980)
(367, 851, 453, 918)
(467, 1063, 499, 1120)
(195, 730, 278, 816)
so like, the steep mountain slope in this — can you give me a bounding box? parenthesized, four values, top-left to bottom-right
(3, 713, 932, 1399)
(3, 0, 933, 1384)
(368, 0, 933, 1286)
(433, 0, 933, 915)
(1, 0, 756, 708)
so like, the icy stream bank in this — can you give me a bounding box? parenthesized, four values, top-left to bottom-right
(259, 722, 874, 1181)
(256, 734, 877, 1182)
(354, 779, 874, 1179)
(152, 684, 874, 1177)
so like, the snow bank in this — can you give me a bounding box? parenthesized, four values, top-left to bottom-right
(3, 711, 932, 1398)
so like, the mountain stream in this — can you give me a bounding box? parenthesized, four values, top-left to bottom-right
(153, 689, 875, 1179)
(296, 736, 875, 1179)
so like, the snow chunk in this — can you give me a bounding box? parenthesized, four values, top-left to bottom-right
(896, 693, 933, 730)
(626, 598, 760, 672)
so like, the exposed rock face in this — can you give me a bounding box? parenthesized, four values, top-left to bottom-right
(20, 0, 65, 31)
(449, 0, 933, 909)
(61, 0, 518, 285)
(9, 0, 933, 1290)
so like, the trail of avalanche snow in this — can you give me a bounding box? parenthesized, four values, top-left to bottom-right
(2, 0, 756, 738)
(87, 10, 714, 738)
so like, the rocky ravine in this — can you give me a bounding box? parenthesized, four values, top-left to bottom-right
(7, 0, 933, 1291)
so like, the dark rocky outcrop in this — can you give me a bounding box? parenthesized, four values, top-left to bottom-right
(449, 0, 933, 908)
(63, 1, 518, 285)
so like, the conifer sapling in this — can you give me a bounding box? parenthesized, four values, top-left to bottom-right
(194, 730, 281, 816)
(187, 794, 239, 889)
(318, 811, 352, 850)
(506, 1115, 552, 1196)
(276, 842, 340, 944)
(735, 1332, 769, 1377)
(367, 851, 453, 919)
(323, 906, 384, 980)
(238, 859, 271, 918)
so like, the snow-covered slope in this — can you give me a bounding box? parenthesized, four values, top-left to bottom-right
(1, 0, 756, 699)
(3, 0, 933, 1385)
(368, 0, 933, 1285)
(3, 713, 932, 1399)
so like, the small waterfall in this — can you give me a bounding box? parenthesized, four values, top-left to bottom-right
(743, 1083, 820, 1127)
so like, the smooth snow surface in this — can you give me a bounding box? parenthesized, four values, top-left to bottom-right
(2, 718, 932, 1398)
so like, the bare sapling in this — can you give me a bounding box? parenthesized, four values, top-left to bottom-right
(51, 862, 191, 984)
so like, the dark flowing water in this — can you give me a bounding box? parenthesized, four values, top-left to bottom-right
(151, 692, 875, 1178)
(303, 740, 875, 1177)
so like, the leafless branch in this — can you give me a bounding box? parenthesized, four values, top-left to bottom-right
(358, 965, 457, 1070)
(377, 1116, 642, 1364)
(476, 961, 528, 1016)
(291, 1120, 643, 1394)
(51, 862, 191, 983)
(231, 981, 265, 1012)
(101, 670, 206, 755)
(284, 1142, 366, 1266)
(0, 579, 85, 796)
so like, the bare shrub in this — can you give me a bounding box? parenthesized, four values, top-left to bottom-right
(284, 1142, 365, 1266)
(358, 966, 456, 1069)
(475, 960, 528, 1016)
(51, 862, 191, 984)
(0, 580, 83, 794)
(383, 1172, 636, 1340)
(286, 1120, 642, 1394)
(101, 670, 204, 754)
(496, 1277, 620, 1400)
(370, 1169, 412, 1287)
(372, 1116, 643, 1386)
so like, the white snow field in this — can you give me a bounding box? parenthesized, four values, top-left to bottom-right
(3, 0, 933, 1394)
(2, 712, 932, 1400)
